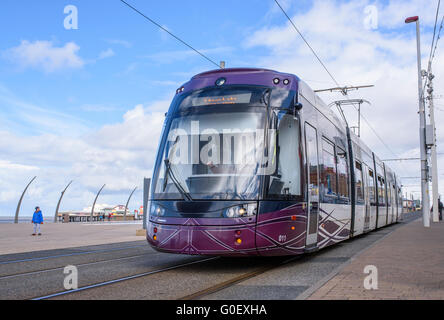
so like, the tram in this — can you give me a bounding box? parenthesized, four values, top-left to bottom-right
(146, 68, 403, 256)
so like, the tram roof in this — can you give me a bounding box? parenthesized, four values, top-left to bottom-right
(179, 68, 300, 93)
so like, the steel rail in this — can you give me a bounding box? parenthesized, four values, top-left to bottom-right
(31, 257, 219, 300)
(0, 244, 147, 265)
(0, 253, 151, 280)
(179, 256, 300, 300)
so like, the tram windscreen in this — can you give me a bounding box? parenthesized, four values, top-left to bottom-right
(152, 86, 301, 201)
(153, 86, 275, 201)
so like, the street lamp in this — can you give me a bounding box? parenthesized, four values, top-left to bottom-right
(405, 15, 430, 227)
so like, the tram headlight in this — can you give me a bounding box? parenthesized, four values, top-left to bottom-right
(224, 203, 257, 218)
(150, 203, 165, 217)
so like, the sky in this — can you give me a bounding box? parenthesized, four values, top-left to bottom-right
(0, 0, 442, 217)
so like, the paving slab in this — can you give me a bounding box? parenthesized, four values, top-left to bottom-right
(308, 218, 444, 300)
(0, 222, 144, 255)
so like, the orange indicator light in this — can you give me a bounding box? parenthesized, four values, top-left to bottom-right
(291, 226, 295, 230)
(153, 235, 157, 241)
(236, 238, 242, 244)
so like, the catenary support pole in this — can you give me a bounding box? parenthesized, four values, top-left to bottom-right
(14, 176, 37, 224)
(427, 67, 439, 222)
(406, 16, 430, 227)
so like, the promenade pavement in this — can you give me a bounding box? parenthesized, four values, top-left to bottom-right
(0, 222, 144, 255)
(308, 217, 444, 300)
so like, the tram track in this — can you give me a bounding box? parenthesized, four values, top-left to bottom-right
(31, 255, 301, 300)
(0, 243, 147, 265)
(179, 256, 300, 300)
(31, 257, 219, 300)
(0, 252, 152, 280)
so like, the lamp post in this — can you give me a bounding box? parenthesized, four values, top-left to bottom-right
(405, 16, 430, 227)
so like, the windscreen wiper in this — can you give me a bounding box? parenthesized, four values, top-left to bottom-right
(162, 159, 193, 201)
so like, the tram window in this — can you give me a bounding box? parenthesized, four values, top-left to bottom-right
(336, 147, 349, 200)
(393, 185, 397, 206)
(377, 176, 385, 205)
(368, 169, 375, 203)
(387, 183, 392, 206)
(398, 187, 402, 207)
(355, 161, 364, 204)
(382, 178, 386, 205)
(321, 138, 337, 199)
(305, 123, 319, 198)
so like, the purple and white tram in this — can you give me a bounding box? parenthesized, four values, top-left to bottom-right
(147, 68, 403, 256)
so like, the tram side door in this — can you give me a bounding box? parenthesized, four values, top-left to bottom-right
(305, 123, 320, 247)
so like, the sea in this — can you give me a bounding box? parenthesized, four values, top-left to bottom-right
(0, 216, 39, 224)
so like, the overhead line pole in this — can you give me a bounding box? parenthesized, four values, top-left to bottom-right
(406, 16, 430, 227)
(427, 67, 440, 222)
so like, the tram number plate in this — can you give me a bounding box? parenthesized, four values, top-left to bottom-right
(278, 235, 287, 242)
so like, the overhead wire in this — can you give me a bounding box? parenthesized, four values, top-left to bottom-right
(119, 0, 221, 69)
(273, 0, 410, 176)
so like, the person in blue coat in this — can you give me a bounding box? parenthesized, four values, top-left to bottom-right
(32, 206, 43, 236)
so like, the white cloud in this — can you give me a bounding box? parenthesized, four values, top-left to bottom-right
(4, 40, 84, 73)
(98, 48, 115, 60)
(0, 85, 90, 136)
(105, 39, 132, 48)
(0, 160, 39, 171)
